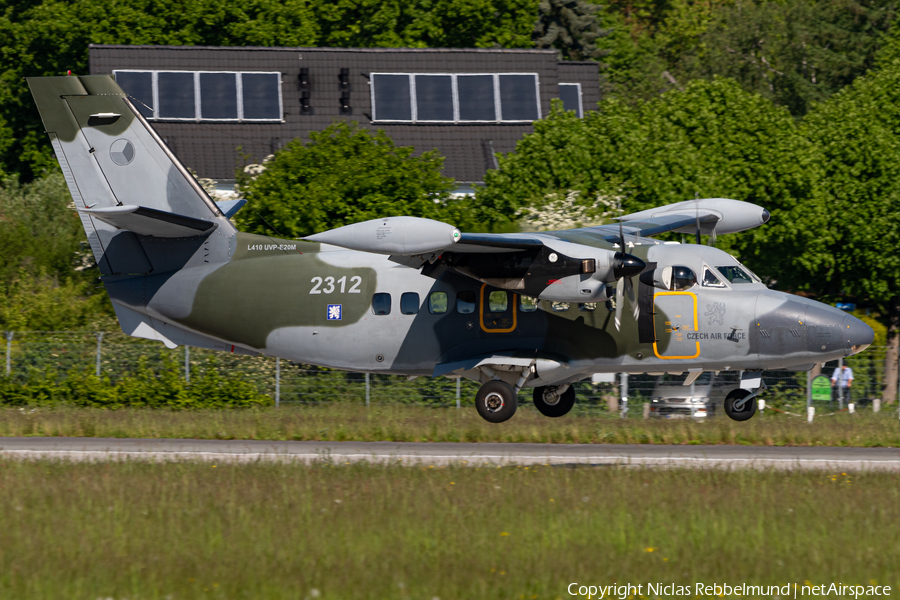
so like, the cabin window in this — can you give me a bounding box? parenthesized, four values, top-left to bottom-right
(578, 302, 597, 311)
(671, 266, 696, 291)
(428, 291, 448, 314)
(519, 296, 539, 312)
(372, 293, 391, 315)
(551, 301, 570, 312)
(702, 266, 726, 288)
(456, 291, 476, 314)
(488, 290, 508, 313)
(400, 292, 420, 315)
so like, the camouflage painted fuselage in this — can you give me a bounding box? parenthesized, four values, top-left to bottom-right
(102, 231, 870, 388)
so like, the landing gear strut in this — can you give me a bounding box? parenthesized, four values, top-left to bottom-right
(724, 389, 757, 421)
(475, 380, 518, 423)
(532, 385, 576, 418)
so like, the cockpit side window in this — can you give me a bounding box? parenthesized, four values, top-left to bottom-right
(671, 266, 696, 291)
(716, 265, 753, 284)
(702, 266, 726, 288)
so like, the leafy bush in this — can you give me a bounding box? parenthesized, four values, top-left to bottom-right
(0, 356, 271, 409)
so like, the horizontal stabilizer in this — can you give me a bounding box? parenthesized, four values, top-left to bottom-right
(79, 205, 217, 238)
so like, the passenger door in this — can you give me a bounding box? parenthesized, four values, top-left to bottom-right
(653, 292, 700, 359)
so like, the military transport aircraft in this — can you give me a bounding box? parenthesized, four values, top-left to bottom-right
(28, 75, 874, 423)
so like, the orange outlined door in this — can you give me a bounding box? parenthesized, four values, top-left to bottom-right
(479, 284, 517, 333)
(652, 292, 700, 359)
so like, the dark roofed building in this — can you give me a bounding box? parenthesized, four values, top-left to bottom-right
(89, 45, 600, 187)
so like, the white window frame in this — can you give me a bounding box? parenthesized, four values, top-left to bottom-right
(370, 72, 541, 124)
(113, 69, 283, 123)
(558, 82, 583, 118)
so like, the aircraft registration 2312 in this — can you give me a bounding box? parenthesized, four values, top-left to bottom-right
(247, 244, 297, 251)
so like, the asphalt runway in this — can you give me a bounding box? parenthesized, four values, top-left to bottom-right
(0, 437, 899, 470)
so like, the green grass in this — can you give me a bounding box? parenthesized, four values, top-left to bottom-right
(0, 404, 898, 447)
(0, 460, 897, 599)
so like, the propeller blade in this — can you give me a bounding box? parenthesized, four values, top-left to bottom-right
(708, 225, 717, 247)
(615, 277, 624, 331)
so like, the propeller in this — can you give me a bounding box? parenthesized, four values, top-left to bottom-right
(613, 220, 646, 331)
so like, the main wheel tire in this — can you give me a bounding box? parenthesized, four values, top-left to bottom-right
(475, 380, 518, 423)
(724, 389, 757, 421)
(532, 385, 576, 418)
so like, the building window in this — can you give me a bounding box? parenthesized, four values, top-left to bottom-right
(113, 70, 283, 122)
(371, 73, 541, 123)
(400, 292, 420, 315)
(558, 83, 583, 117)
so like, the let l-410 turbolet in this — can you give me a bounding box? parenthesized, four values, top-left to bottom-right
(28, 75, 874, 423)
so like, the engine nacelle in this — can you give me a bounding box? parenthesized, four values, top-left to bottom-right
(306, 216, 461, 255)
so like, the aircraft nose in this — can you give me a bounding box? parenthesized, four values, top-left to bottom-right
(843, 314, 874, 356)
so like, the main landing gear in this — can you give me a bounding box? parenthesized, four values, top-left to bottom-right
(532, 385, 576, 418)
(474, 380, 577, 423)
(475, 380, 518, 423)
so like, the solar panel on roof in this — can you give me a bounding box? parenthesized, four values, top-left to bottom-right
(114, 71, 154, 118)
(373, 74, 412, 121)
(157, 72, 196, 119)
(499, 74, 538, 121)
(415, 75, 453, 121)
(457, 75, 495, 121)
(241, 73, 280, 120)
(200, 72, 238, 120)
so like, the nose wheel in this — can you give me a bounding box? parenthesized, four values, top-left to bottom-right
(724, 389, 757, 421)
(532, 385, 576, 417)
(475, 380, 518, 423)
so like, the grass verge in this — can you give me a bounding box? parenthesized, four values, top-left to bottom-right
(0, 460, 897, 599)
(0, 405, 898, 446)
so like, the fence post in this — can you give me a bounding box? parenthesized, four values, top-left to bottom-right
(275, 357, 280, 408)
(836, 357, 844, 409)
(95, 332, 103, 377)
(806, 369, 812, 410)
(456, 377, 461, 409)
(620, 372, 629, 418)
(4, 332, 12, 376)
(184, 346, 190, 383)
(365, 372, 370, 407)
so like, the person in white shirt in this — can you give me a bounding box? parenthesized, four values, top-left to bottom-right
(831, 365, 854, 402)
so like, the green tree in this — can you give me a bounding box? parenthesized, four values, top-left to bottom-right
(532, 0, 610, 60)
(598, 0, 896, 114)
(802, 59, 900, 403)
(480, 78, 823, 284)
(235, 122, 476, 238)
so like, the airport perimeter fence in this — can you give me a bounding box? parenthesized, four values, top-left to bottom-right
(0, 331, 894, 416)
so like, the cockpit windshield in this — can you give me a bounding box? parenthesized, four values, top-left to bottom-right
(715, 265, 754, 284)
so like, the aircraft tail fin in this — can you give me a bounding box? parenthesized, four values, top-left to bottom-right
(27, 75, 234, 275)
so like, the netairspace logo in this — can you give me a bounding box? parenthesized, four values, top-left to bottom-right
(567, 582, 893, 599)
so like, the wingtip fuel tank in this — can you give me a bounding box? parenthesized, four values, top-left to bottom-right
(305, 216, 461, 255)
